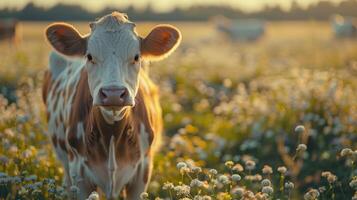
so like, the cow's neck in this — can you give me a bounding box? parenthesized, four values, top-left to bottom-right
(90, 106, 134, 146)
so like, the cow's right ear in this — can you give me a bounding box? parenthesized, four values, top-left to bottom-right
(45, 23, 87, 57)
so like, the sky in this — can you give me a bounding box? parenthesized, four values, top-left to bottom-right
(0, 0, 344, 12)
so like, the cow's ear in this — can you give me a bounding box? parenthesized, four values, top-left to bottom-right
(45, 23, 87, 57)
(141, 24, 181, 61)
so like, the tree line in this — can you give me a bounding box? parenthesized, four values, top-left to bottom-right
(0, 0, 357, 21)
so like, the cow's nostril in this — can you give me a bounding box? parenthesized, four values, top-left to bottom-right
(120, 89, 127, 98)
(99, 88, 108, 99)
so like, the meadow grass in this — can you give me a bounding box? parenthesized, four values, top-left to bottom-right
(0, 21, 356, 199)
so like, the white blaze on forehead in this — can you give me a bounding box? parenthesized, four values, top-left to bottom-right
(85, 13, 141, 109)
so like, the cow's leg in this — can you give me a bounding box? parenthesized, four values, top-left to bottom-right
(68, 149, 96, 199)
(51, 136, 72, 188)
(126, 159, 152, 200)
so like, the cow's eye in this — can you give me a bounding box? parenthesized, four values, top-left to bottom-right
(134, 54, 140, 62)
(87, 54, 95, 63)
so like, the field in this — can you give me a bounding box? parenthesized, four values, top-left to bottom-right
(0, 21, 356, 199)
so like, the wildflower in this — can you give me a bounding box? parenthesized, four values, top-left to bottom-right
(231, 174, 241, 182)
(231, 187, 244, 196)
(321, 171, 332, 177)
(350, 178, 357, 189)
(353, 192, 357, 200)
(192, 166, 202, 173)
(262, 165, 273, 174)
(180, 167, 191, 175)
(162, 182, 174, 190)
(140, 192, 149, 200)
(304, 189, 320, 200)
(232, 164, 244, 172)
(262, 186, 274, 195)
(209, 169, 218, 176)
(277, 166, 287, 174)
(295, 125, 305, 134)
(174, 185, 190, 196)
(9, 145, 18, 155)
(261, 179, 271, 187)
(245, 160, 256, 171)
(87, 191, 99, 200)
(318, 186, 326, 193)
(341, 148, 353, 157)
(255, 192, 268, 200)
(296, 144, 307, 152)
(218, 175, 230, 185)
(202, 196, 211, 200)
(177, 162, 187, 170)
(225, 161, 234, 168)
(285, 181, 294, 190)
(327, 174, 337, 184)
(242, 190, 255, 199)
(190, 179, 204, 188)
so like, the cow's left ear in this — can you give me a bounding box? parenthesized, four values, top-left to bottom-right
(141, 24, 181, 61)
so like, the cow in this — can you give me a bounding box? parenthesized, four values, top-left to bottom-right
(0, 19, 21, 45)
(214, 16, 265, 41)
(42, 12, 181, 199)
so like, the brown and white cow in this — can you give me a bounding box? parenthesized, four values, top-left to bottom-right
(42, 12, 181, 199)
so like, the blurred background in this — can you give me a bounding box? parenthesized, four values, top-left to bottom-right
(0, 0, 356, 199)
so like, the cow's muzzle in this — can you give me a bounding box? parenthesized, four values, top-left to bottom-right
(98, 86, 132, 107)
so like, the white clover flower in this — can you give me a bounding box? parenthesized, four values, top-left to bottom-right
(218, 175, 230, 185)
(174, 185, 190, 196)
(192, 166, 202, 173)
(321, 171, 332, 178)
(352, 192, 357, 200)
(231, 174, 241, 182)
(202, 195, 211, 200)
(327, 174, 337, 184)
(350, 178, 357, 189)
(341, 148, 353, 157)
(190, 179, 204, 188)
(261, 179, 271, 187)
(285, 181, 294, 190)
(262, 186, 274, 195)
(231, 187, 244, 196)
(245, 160, 256, 171)
(86, 191, 99, 200)
(295, 125, 305, 134)
(209, 169, 218, 176)
(180, 166, 191, 175)
(140, 192, 149, 200)
(162, 182, 174, 190)
(304, 189, 320, 200)
(318, 186, 326, 193)
(277, 166, 287, 174)
(262, 165, 273, 174)
(177, 162, 187, 170)
(296, 144, 307, 152)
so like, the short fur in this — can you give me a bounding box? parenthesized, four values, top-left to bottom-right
(43, 12, 180, 199)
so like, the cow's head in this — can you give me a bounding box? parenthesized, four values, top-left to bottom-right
(45, 12, 181, 112)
